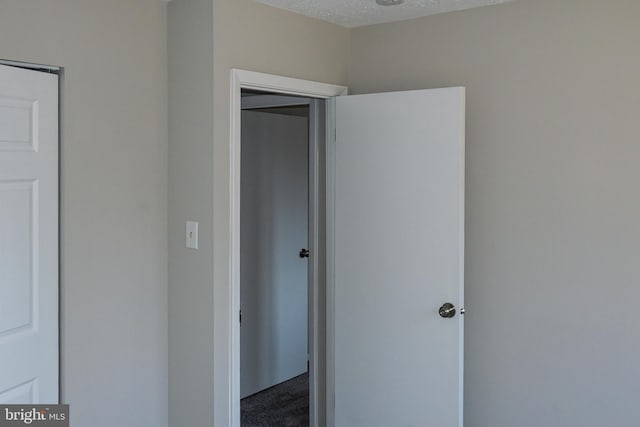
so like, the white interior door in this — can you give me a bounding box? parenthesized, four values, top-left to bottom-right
(240, 110, 308, 398)
(0, 64, 59, 403)
(333, 88, 465, 427)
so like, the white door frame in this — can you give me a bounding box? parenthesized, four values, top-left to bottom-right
(229, 69, 347, 427)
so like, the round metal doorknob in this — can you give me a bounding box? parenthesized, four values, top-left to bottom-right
(439, 303, 456, 318)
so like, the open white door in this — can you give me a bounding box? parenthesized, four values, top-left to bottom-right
(0, 64, 59, 403)
(332, 88, 465, 426)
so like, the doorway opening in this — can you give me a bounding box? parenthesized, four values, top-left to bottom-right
(226, 69, 347, 427)
(239, 89, 323, 426)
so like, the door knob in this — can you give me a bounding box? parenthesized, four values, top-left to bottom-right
(439, 303, 456, 318)
(299, 248, 309, 258)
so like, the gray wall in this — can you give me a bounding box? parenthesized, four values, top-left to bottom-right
(168, 0, 347, 424)
(348, 1, 640, 426)
(0, 1, 168, 427)
(240, 110, 309, 398)
(167, 0, 214, 426)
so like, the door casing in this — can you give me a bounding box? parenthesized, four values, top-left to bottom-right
(225, 69, 347, 427)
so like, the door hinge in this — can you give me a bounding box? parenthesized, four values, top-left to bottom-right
(239, 309, 242, 325)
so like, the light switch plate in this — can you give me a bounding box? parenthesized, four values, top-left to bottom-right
(186, 221, 198, 249)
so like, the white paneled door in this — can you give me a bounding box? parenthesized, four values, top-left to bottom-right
(0, 64, 59, 403)
(333, 88, 465, 426)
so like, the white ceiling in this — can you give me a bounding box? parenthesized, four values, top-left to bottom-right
(254, 0, 515, 28)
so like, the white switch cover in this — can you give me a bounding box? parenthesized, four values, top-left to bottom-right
(186, 221, 198, 249)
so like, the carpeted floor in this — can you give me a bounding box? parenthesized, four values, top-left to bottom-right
(241, 372, 309, 427)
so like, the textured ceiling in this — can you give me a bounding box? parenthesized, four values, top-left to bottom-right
(255, 0, 515, 28)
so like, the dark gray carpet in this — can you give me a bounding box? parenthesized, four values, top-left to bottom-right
(241, 372, 309, 427)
